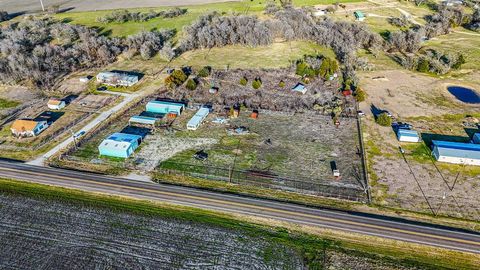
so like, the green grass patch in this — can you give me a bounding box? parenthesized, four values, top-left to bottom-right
(0, 98, 20, 109)
(0, 178, 478, 270)
(54, 0, 363, 37)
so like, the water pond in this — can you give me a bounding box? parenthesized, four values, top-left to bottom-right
(447, 86, 480, 104)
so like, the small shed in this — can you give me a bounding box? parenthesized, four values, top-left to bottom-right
(354, 11, 365, 21)
(397, 129, 420, 143)
(146, 100, 185, 115)
(292, 83, 307, 94)
(98, 133, 142, 158)
(187, 107, 210, 130)
(473, 133, 480, 144)
(47, 98, 66, 110)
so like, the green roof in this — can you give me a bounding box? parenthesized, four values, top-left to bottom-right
(354, 11, 365, 18)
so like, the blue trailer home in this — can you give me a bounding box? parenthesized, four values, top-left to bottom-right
(146, 100, 185, 115)
(397, 129, 420, 143)
(432, 140, 480, 166)
(98, 133, 143, 158)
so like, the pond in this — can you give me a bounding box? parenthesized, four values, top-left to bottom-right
(447, 86, 480, 104)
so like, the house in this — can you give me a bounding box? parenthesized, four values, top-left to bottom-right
(397, 129, 420, 143)
(98, 133, 142, 158)
(146, 100, 185, 116)
(187, 107, 210, 130)
(96, 71, 139, 87)
(473, 133, 480, 144)
(292, 83, 307, 94)
(11, 119, 48, 137)
(47, 98, 66, 110)
(432, 140, 480, 166)
(354, 11, 365, 21)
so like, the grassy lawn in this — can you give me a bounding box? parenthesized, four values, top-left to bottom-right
(54, 0, 364, 37)
(0, 178, 479, 269)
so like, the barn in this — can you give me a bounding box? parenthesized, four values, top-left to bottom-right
(432, 140, 480, 166)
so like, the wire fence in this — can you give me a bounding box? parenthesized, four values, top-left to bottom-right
(158, 161, 367, 202)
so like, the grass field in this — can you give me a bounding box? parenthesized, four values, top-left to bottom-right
(54, 0, 363, 37)
(1, 178, 479, 269)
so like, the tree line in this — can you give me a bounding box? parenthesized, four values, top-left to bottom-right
(96, 8, 187, 24)
(0, 17, 174, 89)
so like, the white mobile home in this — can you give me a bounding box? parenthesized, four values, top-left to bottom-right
(96, 72, 139, 87)
(187, 107, 210, 130)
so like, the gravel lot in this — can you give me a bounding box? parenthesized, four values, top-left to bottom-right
(2, 0, 239, 13)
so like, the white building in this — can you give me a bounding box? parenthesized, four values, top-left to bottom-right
(47, 98, 66, 110)
(397, 129, 420, 143)
(432, 140, 480, 166)
(187, 107, 210, 130)
(96, 71, 139, 87)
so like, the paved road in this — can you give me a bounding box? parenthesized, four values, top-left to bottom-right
(0, 160, 479, 254)
(2, 0, 240, 14)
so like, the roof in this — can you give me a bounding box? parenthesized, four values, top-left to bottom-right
(354, 11, 365, 18)
(129, 115, 157, 125)
(99, 133, 142, 150)
(11, 119, 43, 132)
(433, 140, 480, 160)
(47, 99, 63, 106)
(187, 107, 210, 128)
(147, 100, 185, 107)
(397, 129, 419, 138)
(292, 83, 305, 91)
(97, 71, 138, 82)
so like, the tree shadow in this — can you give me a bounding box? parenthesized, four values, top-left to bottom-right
(34, 111, 65, 124)
(420, 133, 470, 147)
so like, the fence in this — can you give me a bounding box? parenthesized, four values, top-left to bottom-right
(158, 161, 367, 202)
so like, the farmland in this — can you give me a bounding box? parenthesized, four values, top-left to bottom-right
(0, 178, 477, 270)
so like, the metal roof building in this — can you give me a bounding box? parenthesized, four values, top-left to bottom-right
(187, 107, 210, 130)
(292, 83, 307, 94)
(129, 115, 157, 126)
(397, 129, 420, 143)
(146, 101, 185, 115)
(98, 133, 142, 158)
(96, 72, 139, 87)
(432, 140, 480, 166)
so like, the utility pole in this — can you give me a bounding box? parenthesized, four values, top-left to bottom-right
(39, 0, 45, 12)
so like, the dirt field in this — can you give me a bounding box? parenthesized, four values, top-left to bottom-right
(360, 69, 480, 220)
(358, 70, 480, 118)
(2, 0, 240, 13)
(0, 193, 303, 269)
(156, 110, 363, 187)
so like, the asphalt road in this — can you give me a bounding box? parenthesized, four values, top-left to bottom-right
(0, 160, 479, 254)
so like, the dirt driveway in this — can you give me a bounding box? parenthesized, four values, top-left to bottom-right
(2, 0, 240, 13)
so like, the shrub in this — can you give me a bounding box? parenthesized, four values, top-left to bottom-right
(452, 54, 465, 70)
(186, 79, 197, 90)
(354, 88, 366, 102)
(0, 11, 8, 22)
(376, 113, 392, 127)
(171, 69, 188, 85)
(239, 77, 248, 86)
(198, 66, 211, 77)
(278, 80, 286, 88)
(417, 58, 430, 72)
(252, 78, 262, 89)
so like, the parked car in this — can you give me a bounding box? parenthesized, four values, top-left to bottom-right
(97, 86, 107, 91)
(74, 130, 86, 139)
(357, 110, 365, 117)
(193, 150, 208, 161)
